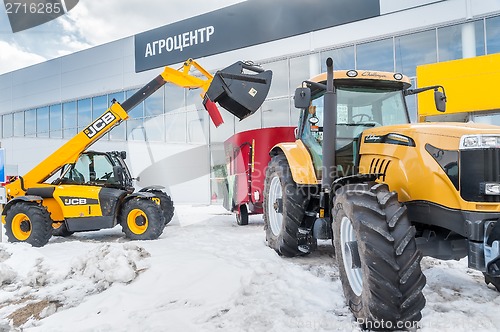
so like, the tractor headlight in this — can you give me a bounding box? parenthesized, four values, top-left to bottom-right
(460, 135, 500, 149)
(482, 183, 500, 195)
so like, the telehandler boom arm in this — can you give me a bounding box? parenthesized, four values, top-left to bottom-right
(4, 59, 272, 199)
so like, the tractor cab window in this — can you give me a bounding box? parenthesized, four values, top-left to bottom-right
(301, 85, 409, 177)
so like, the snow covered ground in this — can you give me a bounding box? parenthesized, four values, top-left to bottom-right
(0, 205, 499, 331)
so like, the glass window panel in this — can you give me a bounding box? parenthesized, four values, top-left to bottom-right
(145, 88, 164, 118)
(2, 113, 13, 138)
(106, 92, 125, 141)
(126, 89, 143, 119)
(264, 59, 288, 98)
(209, 109, 235, 143)
(321, 46, 355, 71)
(235, 109, 261, 133)
(165, 84, 185, 113)
(144, 114, 164, 142)
(92, 95, 108, 119)
(475, 20, 486, 56)
(50, 104, 62, 138)
(165, 112, 186, 143)
(127, 118, 145, 141)
(407, 78, 418, 123)
(63, 101, 77, 139)
(187, 110, 208, 144)
(395, 30, 437, 77)
(77, 98, 91, 132)
(25, 109, 36, 137)
(262, 98, 290, 128)
(357, 38, 394, 72)
(290, 54, 320, 94)
(486, 16, 500, 54)
(438, 24, 462, 62)
(13, 112, 24, 137)
(210, 143, 228, 204)
(37, 106, 49, 137)
(186, 89, 204, 112)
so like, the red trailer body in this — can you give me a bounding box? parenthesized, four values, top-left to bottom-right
(223, 126, 296, 224)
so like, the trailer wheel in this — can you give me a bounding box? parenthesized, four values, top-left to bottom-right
(332, 182, 426, 329)
(236, 204, 249, 226)
(120, 198, 165, 240)
(484, 273, 500, 292)
(5, 202, 53, 247)
(52, 222, 74, 237)
(263, 154, 307, 257)
(149, 190, 175, 225)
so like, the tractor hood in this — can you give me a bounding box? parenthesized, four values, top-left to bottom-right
(360, 122, 500, 151)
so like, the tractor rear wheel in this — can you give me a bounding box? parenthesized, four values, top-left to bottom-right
(263, 154, 307, 257)
(120, 198, 165, 240)
(5, 202, 53, 247)
(332, 182, 426, 329)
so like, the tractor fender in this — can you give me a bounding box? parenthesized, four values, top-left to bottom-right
(2, 195, 43, 216)
(270, 140, 318, 185)
(124, 192, 157, 202)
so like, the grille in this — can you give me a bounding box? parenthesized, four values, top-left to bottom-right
(460, 149, 500, 202)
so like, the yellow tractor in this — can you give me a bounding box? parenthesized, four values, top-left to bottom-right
(255, 58, 500, 328)
(1, 59, 272, 247)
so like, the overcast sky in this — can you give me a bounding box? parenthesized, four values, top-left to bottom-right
(0, 0, 244, 75)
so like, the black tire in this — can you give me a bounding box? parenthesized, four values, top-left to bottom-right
(52, 222, 74, 237)
(119, 198, 166, 240)
(236, 204, 249, 226)
(484, 273, 500, 292)
(5, 202, 53, 247)
(332, 182, 426, 329)
(263, 154, 307, 257)
(149, 190, 175, 225)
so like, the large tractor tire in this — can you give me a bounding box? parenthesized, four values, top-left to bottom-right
(148, 190, 175, 225)
(263, 154, 307, 257)
(5, 202, 53, 247)
(332, 182, 426, 329)
(119, 198, 166, 240)
(52, 222, 74, 237)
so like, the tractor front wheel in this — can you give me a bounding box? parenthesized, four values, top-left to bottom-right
(263, 154, 307, 257)
(5, 202, 53, 247)
(120, 198, 166, 240)
(332, 182, 426, 329)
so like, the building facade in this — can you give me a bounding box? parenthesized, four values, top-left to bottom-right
(0, 0, 499, 204)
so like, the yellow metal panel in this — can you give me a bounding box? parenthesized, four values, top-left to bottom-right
(417, 53, 500, 118)
(274, 140, 318, 185)
(52, 185, 103, 218)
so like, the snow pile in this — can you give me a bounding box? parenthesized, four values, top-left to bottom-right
(0, 242, 150, 329)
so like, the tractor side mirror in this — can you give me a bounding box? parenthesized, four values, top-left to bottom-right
(294, 88, 311, 109)
(434, 90, 446, 113)
(120, 151, 127, 160)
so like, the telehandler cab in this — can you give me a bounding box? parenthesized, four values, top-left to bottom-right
(1, 59, 272, 247)
(243, 58, 500, 328)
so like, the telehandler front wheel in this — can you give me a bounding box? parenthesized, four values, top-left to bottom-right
(120, 198, 166, 240)
(332, 182, 426, 329)
(263, 154, 307, 257)
(5, 202, 53, 247)
(484, 273, 500, 292)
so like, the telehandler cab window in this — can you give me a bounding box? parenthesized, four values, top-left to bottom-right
(60, 153, 116, 185)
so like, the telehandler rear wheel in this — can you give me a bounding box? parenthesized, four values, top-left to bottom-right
(332, 182, 426, 329)
(148, 190, 175, 225)
(120, 198, 166, 240)
(5, 202, 53, 247)
(263, 154, 307, 257)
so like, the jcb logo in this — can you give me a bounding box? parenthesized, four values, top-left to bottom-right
(65, 198, 87, 205)
(61, 196, 99, 206)
(84, 111, 116, 138)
